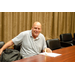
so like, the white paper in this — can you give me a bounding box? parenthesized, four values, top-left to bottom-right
(40, 52, 62, 57)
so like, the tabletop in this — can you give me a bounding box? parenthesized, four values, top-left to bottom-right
(14, 46, 75, 62)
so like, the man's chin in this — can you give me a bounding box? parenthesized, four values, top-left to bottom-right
(34, 34, 39, 37)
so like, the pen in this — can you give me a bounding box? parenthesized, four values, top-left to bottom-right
(45, 49, 47, 56)
(45, 49, 46, 52)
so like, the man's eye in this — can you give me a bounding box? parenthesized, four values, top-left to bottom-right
(35, 28, 37, 29)
(38, 28, 40, 30)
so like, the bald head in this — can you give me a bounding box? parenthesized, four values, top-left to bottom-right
(32, 22, 42, 28)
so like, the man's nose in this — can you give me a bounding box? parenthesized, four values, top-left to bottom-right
(36, 29, 39, 31)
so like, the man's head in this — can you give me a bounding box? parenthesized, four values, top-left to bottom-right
(32, 22, 42, 39)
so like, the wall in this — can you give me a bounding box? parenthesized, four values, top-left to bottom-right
(0, 12, 75, 43)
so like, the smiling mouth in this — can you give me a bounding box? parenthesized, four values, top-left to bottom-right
(34, 31, 38, 34)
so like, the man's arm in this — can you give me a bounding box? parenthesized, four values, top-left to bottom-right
(42, 48, 52, 53)
(0, 40, 14, 55)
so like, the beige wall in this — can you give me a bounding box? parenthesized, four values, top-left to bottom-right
(0, 12, 75, 43)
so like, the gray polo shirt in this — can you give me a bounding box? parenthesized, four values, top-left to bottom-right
(12, 30, 47, 58)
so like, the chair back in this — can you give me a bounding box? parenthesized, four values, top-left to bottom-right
(14, 44, 21, 51)
(74, 33, 75, 39)
(60, 33, 72, 42)
(46, 39, 61, 50)
(0, 41, 5, 48)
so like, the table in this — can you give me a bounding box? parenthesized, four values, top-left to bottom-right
(14, 46, 75, 62)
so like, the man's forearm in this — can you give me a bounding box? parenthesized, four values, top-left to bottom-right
(0, 40, 14, 52)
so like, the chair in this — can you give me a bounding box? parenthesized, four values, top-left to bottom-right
(46, 38, 63, 51)
(14, 44, 22, 59)
(0, 41, 5, 48)
(14, 44, 21, 52)
(0, 41, 5, 61)
(73, 33, 75, 45)
(74, 33, 75, 40)
(60, 33, 75, 47)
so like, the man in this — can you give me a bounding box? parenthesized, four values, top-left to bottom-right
(0, 22, 52, 58)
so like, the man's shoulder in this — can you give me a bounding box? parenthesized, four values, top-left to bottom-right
(22, 30, 30, 33)
(21, 30, 31, 34)
(39, 33, 45, 38)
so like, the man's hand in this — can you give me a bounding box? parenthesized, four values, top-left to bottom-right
(46, 48, 52, 53)
(43, 48, 52, 53)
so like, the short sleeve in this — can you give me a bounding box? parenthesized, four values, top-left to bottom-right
(12, 32, 24, 45)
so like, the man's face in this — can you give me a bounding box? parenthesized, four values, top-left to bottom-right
(32, 22, 41, 38)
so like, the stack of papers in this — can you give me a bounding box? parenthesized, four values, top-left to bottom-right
(40, 52, 62, 57)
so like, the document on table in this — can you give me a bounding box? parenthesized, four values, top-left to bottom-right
(40, 52, 62, 57)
